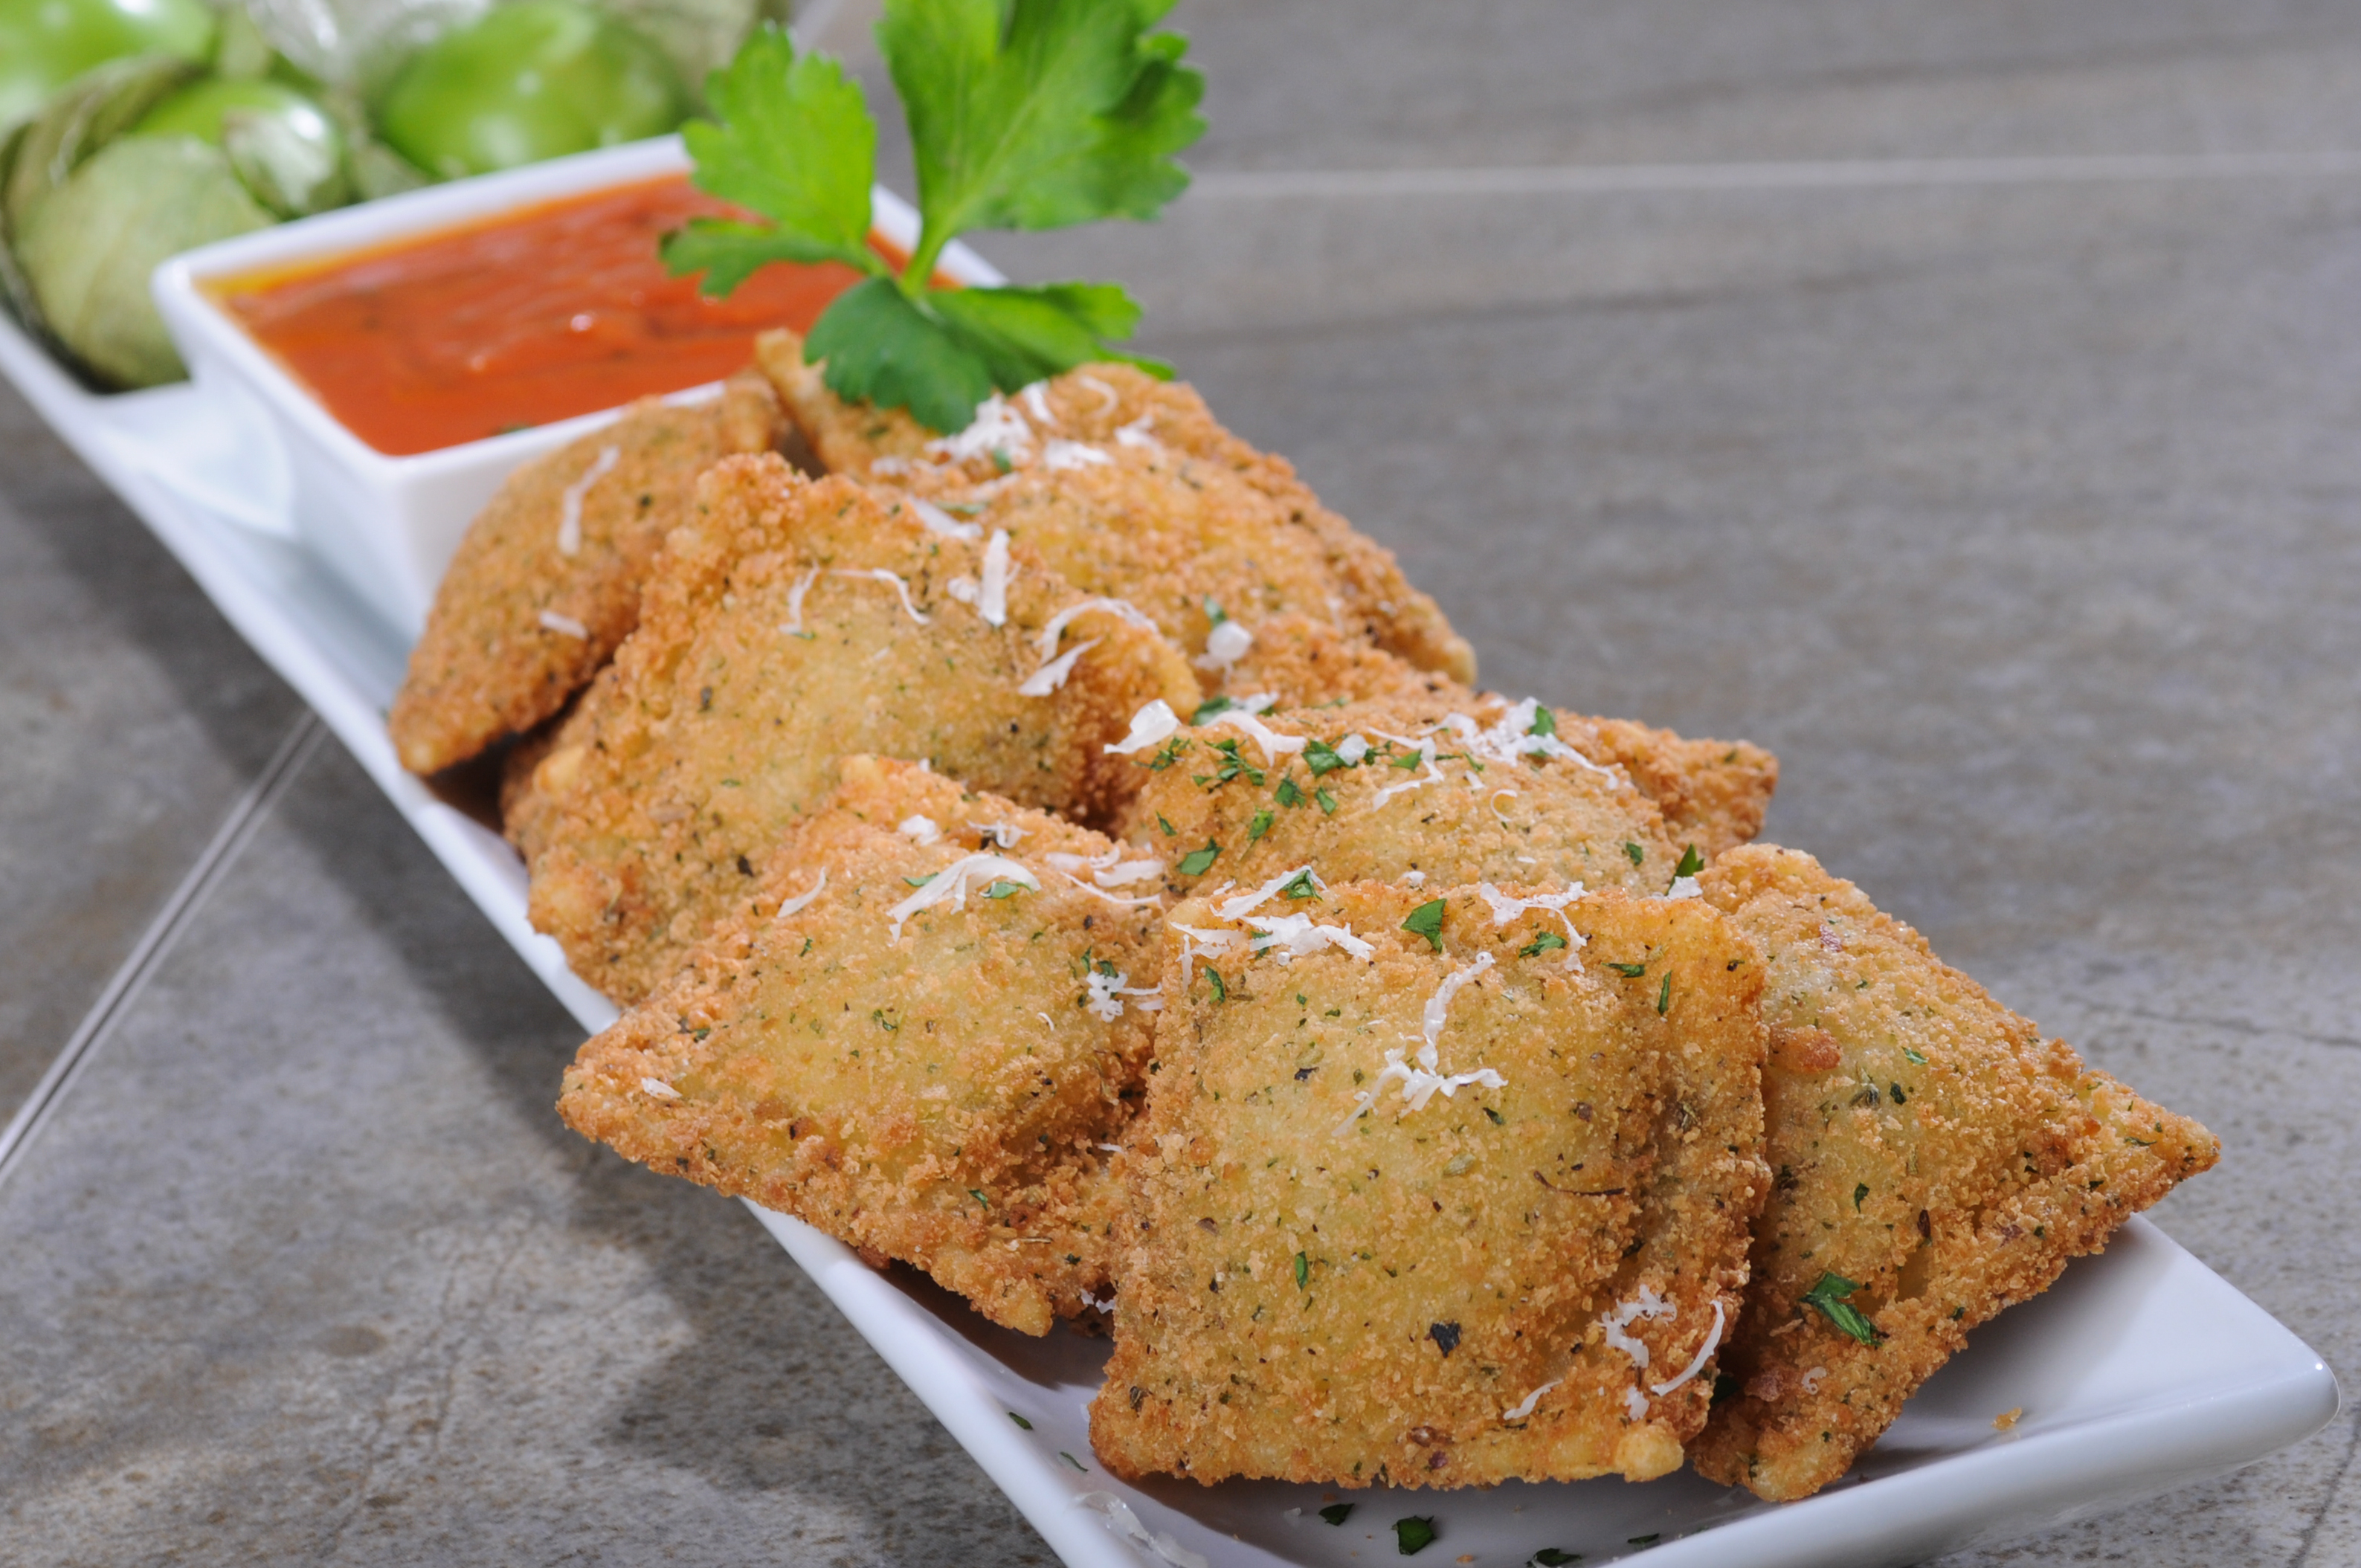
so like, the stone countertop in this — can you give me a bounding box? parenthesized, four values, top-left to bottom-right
(4, 2, 2358, 1563)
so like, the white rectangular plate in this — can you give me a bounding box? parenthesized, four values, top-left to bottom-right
(4, 307, 2336, 1568)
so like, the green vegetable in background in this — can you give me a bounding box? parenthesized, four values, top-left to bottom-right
(0, 0, 216, 130)
(373, 0, 693, 180)
(2, 51, 196, 232)
(663, 0, 1203, 433)
(132, 76, 348, 214)
(17, 135, 270, 386)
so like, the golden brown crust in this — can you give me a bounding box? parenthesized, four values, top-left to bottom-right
(1090, 883, 1765, 1488)
(1687, 845, 2219, 1500)
(753, 329, 1476, 686)
(1118, 691, 1683, 900)
(558, 756, 1161, 1335)
(388, 372, 785, 775)
(521, 455, 1199, 1004)
(1571, 720, 1778, 859)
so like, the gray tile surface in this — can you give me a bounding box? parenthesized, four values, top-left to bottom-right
(5, 3, 2361, 1564)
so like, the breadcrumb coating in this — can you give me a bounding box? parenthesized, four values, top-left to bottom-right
(1687, 845, 2220, 1501)
(1091, 883, 1766, 1488)
(389, 372, 783, 775)
(521, 456, 1198, 1003)
(558, 757, 1160, 1335)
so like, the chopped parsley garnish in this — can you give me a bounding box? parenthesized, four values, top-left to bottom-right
(1890, 1082, 1907, 1104)
(904, 874, 935, 887)
(1293, 1251, 1309, 1288)
(1519, 931, 1568, 958)
(1205, 967, 1227, 1002)
(1202, 595, 1228, 624)
(1318, 1503, 1354, 1526)
(1156, 813, 1178, 836)
(1402, 898, 1446, 952)
(665, 3, 1205, 431)
(1247, 810, 1274, 841)
(1531, 1552, 1580, 1567)
(1176, 840, 1222, 877)
(1059, 1451, 1088, 1472)
(1853, 1182, 1869, 1210)
(1656, 974, 1671, 1015)
(1623, 842, 1646, 866)
(1626, 1537, 1659, 1547)
(1394, 1517, 1438, 1555)
(1800, 1271, 1885, 1345)
(1279, 868, 1320, 900)
(1903, 1046, 1929, 1065)
(1527, 703, 1558, 738)
(968, 1187, 991, 1207)
(872, 1008, 899, 1030)
(1606, 961, 1647, 978)
(1145, 736, 1189, 772)
(1201, 738, 1264, 786)
(1192, 695, 1241, 723)
(1275, 776, 1304, 807)
(1303, 738, 1355, 775)
(1007, 1411, 1033, 1429)
(1315, 787, 1338, 815)
(1387, 749, 1424, 770)
(1674, 843, 1704, 879)
(982, 880, 1025, 898)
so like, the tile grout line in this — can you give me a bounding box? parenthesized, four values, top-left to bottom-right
(0, 711, 326, 1189)
(1188, 149, 2361, 200)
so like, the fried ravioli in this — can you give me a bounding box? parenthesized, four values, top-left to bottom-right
(522, 455, 1198, 1004)
(389, 372, 785, 775)
(1090, 883, 1767, 1488)
(1118, 692, 1683, 900)
(755, 329, 1476, 685)
(1687, 845, 2220, 1501)
(558, 755, 1165, 1335)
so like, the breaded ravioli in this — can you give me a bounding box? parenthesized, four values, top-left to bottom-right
(1117, 692, 1684, 900)
(1553, 716, 1778, 860)
(1090, 883, 1767, 1488)
(558, 757, 1165, 1335)
(1688, 845, 2220, 1501)
(754, 329, 1477, 685)
(523, 456, 1198, 1004)
(389, 372, 784, 775)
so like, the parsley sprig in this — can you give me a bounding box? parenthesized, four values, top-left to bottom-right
(665, 1, 1205, 432)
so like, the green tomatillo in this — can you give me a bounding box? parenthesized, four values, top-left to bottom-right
(131, 76, 348, 215)
(373, 0, 692, 180)
(0, 0, 216, 130)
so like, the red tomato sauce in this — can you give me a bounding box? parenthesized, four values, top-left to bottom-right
(211, 175, 870, 456)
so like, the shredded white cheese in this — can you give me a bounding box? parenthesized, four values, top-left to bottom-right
(869, 455, 912, 476)
(1055, 874, 1165, 909)
(898, 816, 941, 845)
(1475, 881, 1589, 969)
(779, 564, 820, 636)
(1034, 596, 1158, 658)
(1336, 952, 1504, 1133)
(1368, 732, 1443, 807)
(831, 568, 928, 625)
(1075, 1493, 1208, 1568)
(1402, 870, 1427, 888)
(1083, 967, 1165, 1020)
(1442, 698, 1617, 778)
(1192, 618, 1255, 672)
(1046, 847, 1163, 887)
(640, 1077, 682, 1100)
(1650, 1299, 1726, 1396)
(886, 854, 1038, 940)
(1043, 438, 1112, 470)
(977, 529, 1011, 627)
(1217, 865, 1327, 919)
(537, 610, 588, 639)
(1078, 375, 1120, 414)
(1021, 381, 1055, 425)
(1335, 733, 1371, 766)
(926, 393, 1032, 465)
(773, 868, 827, 920)
(1206, 708, 1307, 766)
(1502, 1379, 1560, 1422)
(1019, 637, 1098, 696)
(1664, 876, 1702, 900)
(1802, 1366, 1827, 1394)
(1170, 921, 1243, 986)
(1625, 1388, 1652, 1420)
(909, 497, 983, 541)
(967, 820, 1025, 848)
(554, 443, 620, 557)
(1104, 699, 1182, 755)
(1599, 1288, 1678, 1415)
(1243, 912, 1374, 962)
(1114, 413, 1160, 449)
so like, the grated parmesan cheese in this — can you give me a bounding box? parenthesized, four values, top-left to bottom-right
(538, 610, 588, 639)
(831, 568, 929, 625)
(640, 1077, 682, 1100)
(1114, 413, 1160, 450)
(886, 854, 1037, 940)
(909, 497, 983, 541)
(1018, 637, 1098, 696)
(1334, 734, 1370, 766)
(1502, 1378, 1560, 1422)
(773, 868, 827, 920)
(1192, 618, 1254, 672)
(898, 816, 942, 845)
(967, 820, 1025, 848)
(1599, 1287, 1678, 1418)
(1078, 375, 1119, 414)
(1021, 381, 1055, 424)
(778, 564, 820, 636)
(1336, 952, 1504, 1133)
(1075, 1493, 1209, 1568)
(1104, 699, 1182, 755)
(1649, 1299, 1725, 1396)
(1443, 698, 1617, 778)
(1083, 967, 1164, 1020)
(1206, 707, 1307, 766)
(1663, 876, 1702, 900)
(554, 443, 620, 557)
(1043, 438, 1111, 470)
(1217, 865, 1327, 919)
(1368, 731, 1443, 807)
(1034, 596, 1158, 658)
(1475, 882, 1588, 968)
(1243, 912, 1373, 962)
(1169, 920, 1243, 986)
(926, 393, 1032, 465)
(977, 529, 1011, 627)
(1046, 847, 1163, 887)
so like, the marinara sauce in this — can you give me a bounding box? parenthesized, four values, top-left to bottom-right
(212, 175, 870, 456)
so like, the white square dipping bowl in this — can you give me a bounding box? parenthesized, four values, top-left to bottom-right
(149, 135, 985, 637)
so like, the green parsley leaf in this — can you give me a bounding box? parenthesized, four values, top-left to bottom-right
(1008, 1411, 1033, 1429)
(1315, 787, 1338, 815)
(1394, 1516, 1439, 1555)
(1247, 810, 1274, 841)
(1800, 1271, 1885, 1345)
(1657, 973, 1671, 1015)
(1519, 931, 1568, 958)
(1156, 813, 1178, 836)
(1302, 738, 1348, 775)
(1623, 841, 1646, 866)
(1205, 967, 1227, 1002)
(1402, 898, 1446, 952)
(1318, 1503, 1353, 1526)
(1531, 1552, 1580, 1567)
(805, 278, 996, 433)
(1193, 694, 1240, 723)
(904, 874, 935, 887)
(1527, 703, 1558, 738)
(1293, 1251, 1309, 1288)
(1853, 1182, 1869, 1210)
(1904, 1046, 1928, 1065)
(1388, 749, 1424, 770)
(1279, 868, 1320, 900)
(1607, 961, 1646, 978)
(968, 1187, 991, 1207)
(1626, 1537, 1659, 1548)
(982, 879, 1025, 898)
(1275, 776, 1304, 807)
(1059, 1451, 1088, 1471)
(1202, 595, 1228, 624)
(872, 1008, 898, 1030)
(1674, 843, 1704, 879)
(1176, 840, 1221, 877)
